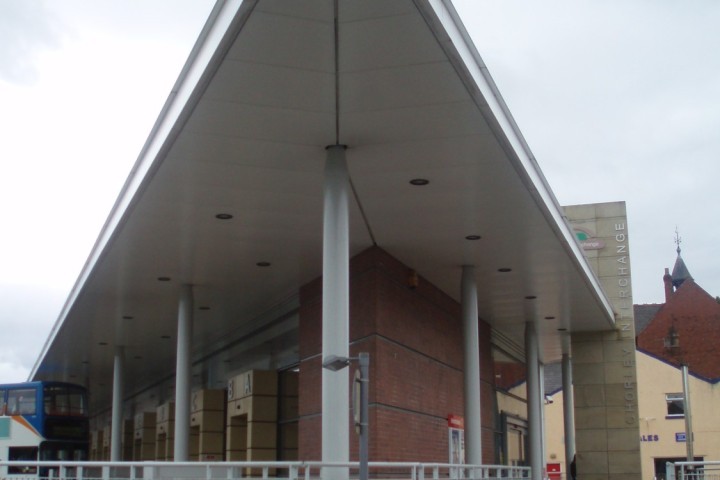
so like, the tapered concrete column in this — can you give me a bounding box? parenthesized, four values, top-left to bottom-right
(461, 266, 482, 465)
(110, 346, 124, 461)
(525, 322, 542, 480)
(174, 284, 193, 461)
(562, 353, 576, 475)
(322, 145, 350, 476)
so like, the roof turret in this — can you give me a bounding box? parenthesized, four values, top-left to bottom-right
(671, 230, 692, 289)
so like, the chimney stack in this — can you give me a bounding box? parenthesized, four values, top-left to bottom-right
(663, 267, 673, 301)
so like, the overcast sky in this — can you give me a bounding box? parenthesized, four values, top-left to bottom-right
(1, 0, 718, 384)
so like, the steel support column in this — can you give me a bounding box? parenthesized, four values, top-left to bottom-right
(174, 284, 193, 461)
(110, 346, 124, 461)
(322, 145, 350, 478)
(461, 265, 482, 465)
(562, 353, 576, 475)
(525, 322, 543, 480)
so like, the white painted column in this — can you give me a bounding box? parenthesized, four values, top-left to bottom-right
(322, 145, 350, 477)
(174, 284, 193, 461)
(461, 266, 482, 465)
(562, 353, 576, 475)
(110, 346, 124, 461)
(525, 322, 543, 480)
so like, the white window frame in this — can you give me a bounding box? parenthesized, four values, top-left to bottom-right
(665, 392, 685, 418)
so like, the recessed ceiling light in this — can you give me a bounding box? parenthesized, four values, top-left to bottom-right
(558, 328, 567, 332)
(256, 261, 271, 267)
(498, 268, 512, 273)
(157, 276, 171, 282)
(215, 213, 233, 220)
(409, 178, 429, 186)
(525, 296, 537, 300)
(465, 235, 481, 240)
(545, 316, 556, 320)
(122, 315, 134, 320)
(198, 306, 210, 311)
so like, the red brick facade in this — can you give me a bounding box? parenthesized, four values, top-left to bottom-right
(298, 246, 496, 463)
(637, 279, 720, 381)
(494, 362, 527, 391)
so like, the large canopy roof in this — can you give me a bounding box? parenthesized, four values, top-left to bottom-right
(32, 0, 614, 409)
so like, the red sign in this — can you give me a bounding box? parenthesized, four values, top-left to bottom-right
(547, 463, 561, 480)
(447, 414, 464, 429)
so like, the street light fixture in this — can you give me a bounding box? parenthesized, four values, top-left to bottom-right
(322, 352, 370, 480)
(322, 355, 353, 371)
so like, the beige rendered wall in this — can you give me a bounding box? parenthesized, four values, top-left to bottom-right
(497, 383, 527, 420)
(565, 202, 642, 480)
(544, 390, 568, 474)
(637, 351, 720, 478)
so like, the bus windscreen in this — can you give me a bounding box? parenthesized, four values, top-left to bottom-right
(43, 385, 87, 417)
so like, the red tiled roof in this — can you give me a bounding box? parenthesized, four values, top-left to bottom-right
(636, 280, 720, 382)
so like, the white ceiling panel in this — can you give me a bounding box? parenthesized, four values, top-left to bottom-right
(339, 13, 447, 72)
(206, 60, 335, 112)
(225, 11, 333, 72)
(184, 99, 335, 145)
(340, 62, 472, 113)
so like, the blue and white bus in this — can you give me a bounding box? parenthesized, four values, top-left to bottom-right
(0, 382, 89, 475)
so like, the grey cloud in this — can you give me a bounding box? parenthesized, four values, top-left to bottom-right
(0, 0, 62, 84)
(0, 283, 67, 382)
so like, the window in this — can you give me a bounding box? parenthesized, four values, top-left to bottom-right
(666, 393, 685, 418)
(8, 446, 39, 474)
(664, 325, 680, 349)
(43, 385, 87, 416)
(7, 389, 37, 415)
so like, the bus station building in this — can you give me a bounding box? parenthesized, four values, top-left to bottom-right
(30, 1, 642, 479)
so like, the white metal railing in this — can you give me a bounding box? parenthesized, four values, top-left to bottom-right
(667, 460, 720, 480)
(0, 461, 531, 480)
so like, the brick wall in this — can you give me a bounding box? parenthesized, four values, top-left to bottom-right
(298, 246, 496, 463)
(637, 279, 720, 380)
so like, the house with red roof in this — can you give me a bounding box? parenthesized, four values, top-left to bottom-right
(635, 245, 720, 480)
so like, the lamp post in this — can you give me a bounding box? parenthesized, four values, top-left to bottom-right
(682, 364, 694, 463)
(323, 353, 370, 480)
